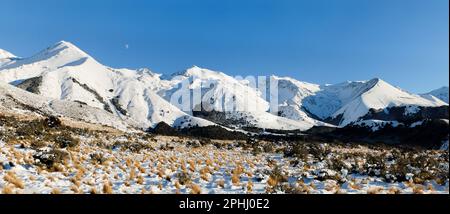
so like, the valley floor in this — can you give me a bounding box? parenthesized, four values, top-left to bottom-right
(0, 111, 448, 194)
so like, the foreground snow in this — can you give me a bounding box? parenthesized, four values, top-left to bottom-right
(0, 112, 448, 194)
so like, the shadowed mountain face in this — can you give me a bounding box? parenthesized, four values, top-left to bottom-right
(360, 105, 449, 124)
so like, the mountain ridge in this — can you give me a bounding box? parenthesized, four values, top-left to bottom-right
(0, 41, 448, 131)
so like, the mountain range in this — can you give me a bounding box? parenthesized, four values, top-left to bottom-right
(0, 41, 448, 133)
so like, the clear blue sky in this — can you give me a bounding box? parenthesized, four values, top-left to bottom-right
(0, 0, 448, 93)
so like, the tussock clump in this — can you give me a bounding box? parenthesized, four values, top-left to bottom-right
(119, 141, 152, 153)
(33, 149, 69, 169)
(284, 143, 309, 160)
(266, 166, 289, 192)
(44, 116, 62, 128)
(308, 144, 331, 161)
(176, 172, 191, 185)
(2, 185, 14, 194)
(103, 181, 113, 194)
(217, 179, 225, 188)
(90, 153, 106, 164)
(54, 132, 79, 148)
(4, 171, 25, 189)
(190, 183, 202, 194)
(366, 187, 384, 194)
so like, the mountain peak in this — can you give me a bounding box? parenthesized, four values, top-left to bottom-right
(422, 86, 449, 103)
(0, 48, 16, 59)
(171, 65, 225, 79)
(48, 40, 89, 56)
(370, 77, 381, 82)
(55, 40, 71, 46)
(16, 40, 94, 66)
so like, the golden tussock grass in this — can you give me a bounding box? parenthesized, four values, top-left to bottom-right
(129, 167, 136, 181)
(175, 181, 181, 189)
(180, 160, 187, 172)
(388, 187, 401, 194)
(231, 174, 240, 186)
(190, 183, 201, 194)
(90, 187, 98, 194)
(188, 160, 196, 172)
(205, 159, 213, 166)
(51, 188, 61, 194)
(70, 185, 80, 194)
(2, 185, 14, 194)
(247, 181, 253, 193)
(103, 181, 113, 194)
(200, 173, 209, 182)
(29, 175, 36, 181)
(138, 166, 146, 174)
(4, 171, 24, 189)
(126, 159, 132, 168)
(52, 163, 65, 172)
(85, 178, 96, 186)
(349, 182, 361, 190)
(367, 187, 384, 194)
(137, 175, 144, 185)
(70, 177, 81, 187)
(157, 167, 165, 178)
(232, 165, 244, 176)
(412, 185, 424, 194)
(267, 176, 277, 187)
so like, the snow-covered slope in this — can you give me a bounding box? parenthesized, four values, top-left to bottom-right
(328, 78, 446, 126)
(0, 49, 16, 67)
(0, 41, 214, 129)
(272, 77, 447, 126)
(271, 76, 329, 125)
(161, 66, 270, 112)
(0, 49, 15, 59)
(0, 81, 134, 130)
(422, 87, 449, 104)
(159, 66, 320, 130)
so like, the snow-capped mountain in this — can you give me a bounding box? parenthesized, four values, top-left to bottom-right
(159, 66, 322, 130)
(0, 49, 16, 67)
(0, 41, 214, 129)
(271, 76, 326, 124)
(1, 41, 448, 131)
(273, 77, 447, 126)
(326, 78, 446, 126)
(422, 87, 449, 104)
(0, 49, 15, 59)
